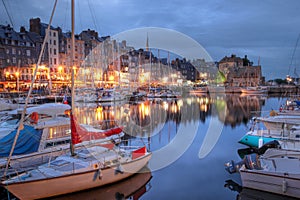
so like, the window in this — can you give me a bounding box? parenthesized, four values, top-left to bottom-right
(54, 58, 57, 65)
(26, 50, 31, 56)
(6, 49, 9, 54)
(54, 48, 56, 55)
(12, 57, 16, 63)
(12, 48, 16, 55)
(50, 48, 52, 54)
(53, 40, 56, 45)
(53, 32, 56, 37)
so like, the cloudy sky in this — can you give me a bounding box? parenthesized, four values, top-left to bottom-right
(1, 0, 300, 80)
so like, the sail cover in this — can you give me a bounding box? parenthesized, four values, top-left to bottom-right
(70, 114, 122, 145)
(0, 125, 43, 157)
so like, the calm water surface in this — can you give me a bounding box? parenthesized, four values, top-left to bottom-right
(72, 94, 287, 200)
(2, 94, 290, 200)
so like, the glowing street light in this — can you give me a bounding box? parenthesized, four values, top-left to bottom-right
(15, 71, 19, 92)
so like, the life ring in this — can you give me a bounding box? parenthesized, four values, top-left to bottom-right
(30, 112, 39, 124)
(93, 163, 99, 169)
(269, 110, 278, 116)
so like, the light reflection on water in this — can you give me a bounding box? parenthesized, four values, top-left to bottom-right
(69, 94, 282, 199)
(2, 94, 289, 200)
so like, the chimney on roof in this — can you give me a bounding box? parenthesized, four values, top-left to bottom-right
(20, 26, 26, 33)
(146, 33, 149, 51)
(30, 18, 41, 35)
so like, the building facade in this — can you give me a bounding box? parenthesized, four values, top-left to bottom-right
(218, 54, 264, 87)
(0, 24, 42, 90)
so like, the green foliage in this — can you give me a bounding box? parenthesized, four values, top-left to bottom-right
(274, 78, 288, 85)
(215, 71, 226, 84)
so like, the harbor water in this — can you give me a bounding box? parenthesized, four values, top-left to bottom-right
(2, 94, 295, 200)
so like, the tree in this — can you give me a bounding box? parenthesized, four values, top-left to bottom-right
(215, 70, 226, 84)
(274, 78, 288, 85)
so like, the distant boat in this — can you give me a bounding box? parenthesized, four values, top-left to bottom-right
(96, 88, 126, 103)
(74, 88, 98, 103)
(0, 98, 15, 111)
(241, 86, 268, 95)
(190, 85, 208, 94)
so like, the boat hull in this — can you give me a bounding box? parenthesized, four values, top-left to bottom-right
(240, 168, 300, 198)
(239, 134, 277, 148)
(52, 168, 152, 199)
(239, 133, 300, 150)
(2, 153, 151, 200)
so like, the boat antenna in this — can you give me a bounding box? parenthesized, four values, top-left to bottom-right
(70, 0, 76, 156)
(3, 0, 58, 178)
(1, 0, 14, 27)
(288, 33, 300, 76)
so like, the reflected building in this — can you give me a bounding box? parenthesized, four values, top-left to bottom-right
(223, 94, 265, 127)
(72, 94, 265, 140)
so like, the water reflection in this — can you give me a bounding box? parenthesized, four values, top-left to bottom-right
(72, 93, 266, 160)
(0, 94, 269, 199)
(222, 94, 265, 127)
(224, 179, 299, 200)
(73, 94, 266, 131)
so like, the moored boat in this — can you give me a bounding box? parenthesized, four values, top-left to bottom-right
(0, 103, 124, 178)
(225, 150, 300, 198)
(239, 155, 300, 198)
(239, 128, 300, 150)
(51, 167, 152, 200)
(1, 117, 151, 199)
(241, 86, 268, 95)
(97, 88, 126, 103)
(255, 115, 300, 131)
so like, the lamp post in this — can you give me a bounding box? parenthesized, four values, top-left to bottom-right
(15, 71, 19, 92)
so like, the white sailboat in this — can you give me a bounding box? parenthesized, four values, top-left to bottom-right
(1, 110, 151, 199)
(0, 109, 125, 178)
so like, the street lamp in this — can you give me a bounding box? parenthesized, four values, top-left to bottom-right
(15, 71, 19, 92)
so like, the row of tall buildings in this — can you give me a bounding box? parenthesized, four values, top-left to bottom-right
(0, 17, 264, 91)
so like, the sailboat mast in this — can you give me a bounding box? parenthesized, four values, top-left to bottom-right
(70, 0, 76, 156)
(4, 0, 59, 178)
